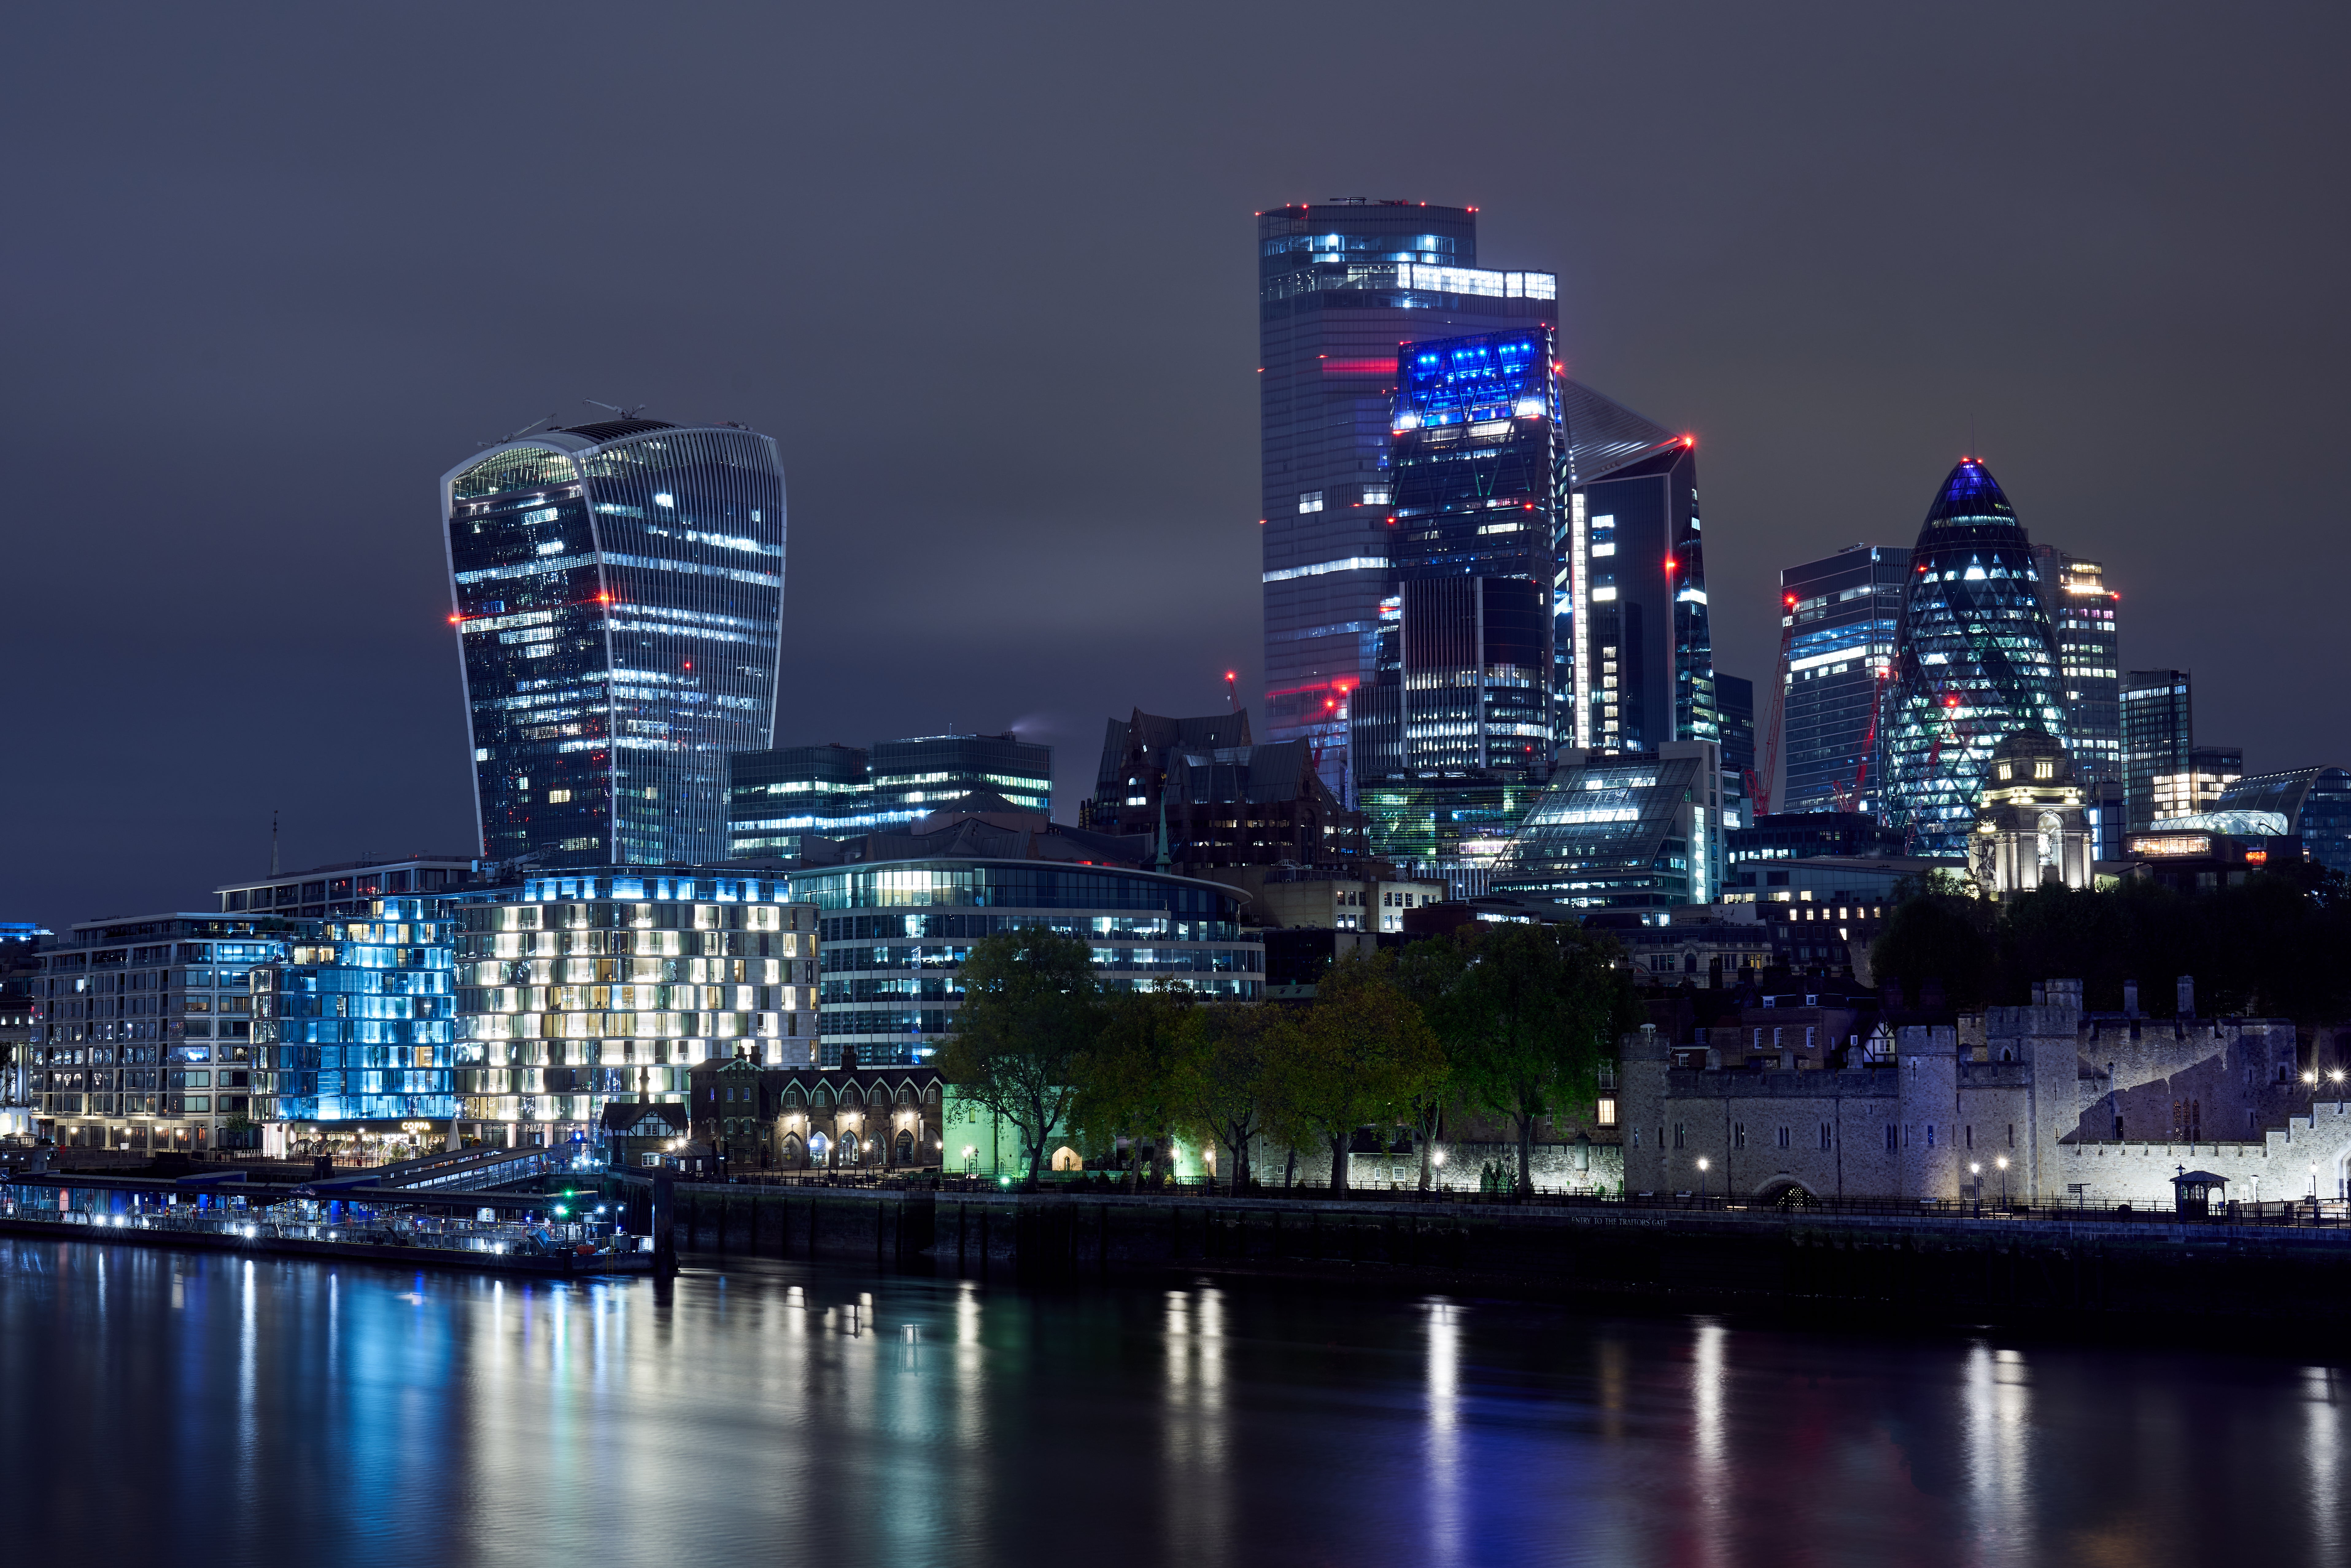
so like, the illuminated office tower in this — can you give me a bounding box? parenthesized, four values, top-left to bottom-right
(727, 744, 873, 860)
(442, 419, 788, 869)
(1562, 383, 1717, 757)
(2151, 745, 2243, 823)
(868, 733, 1052, 827)
(1778, 545, 1909, 816)
(2033, 548, 2122, 787)
(2121, 669, 2193, 831)
(1716, 672, 1755, 828)
(1880, 459, 2068, 854)
(1256, 200, 1556, 793)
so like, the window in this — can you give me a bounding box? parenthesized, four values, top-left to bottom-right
(2007, 1124, 2015, 1147)
(1776, 1125, 1791, 1149)
(1965, 1124, 1973, 1150)
(1818, 1123, 1833, 1150)
(1672, 1122, 1686, 1149)
(1594, 1097, 1617, 1126)
(1927, 1124, 1936, 1148)
(1886, 1124, 1897, 1152)
(1298, 490, 1324, 513)
(548, 788, 572, 804)
(1733, 1121, 1747, 1149)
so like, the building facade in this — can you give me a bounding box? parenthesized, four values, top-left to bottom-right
(1256, 199, 1556, 788)
(2190, 766, 2351, 877)
(1777, 544, 1908, 817)
(217, 856, 478, 920)
(726, 743, 872, 860)
(449, 870, 819, 1149)
(1881, 460, 2068, 855)
(1968, 731, 2094, 899)
(688, 1054, 946, 1171)
(1729, 811, 1907, 869)
(2150, 745, 2242, 826)
(2121, 669, 2193, 832)
(26, 914, 295, 1152)
(797, 856, 1261, 1069)
(1564, 385, 1717, 758)
(2035, 550, 2122, 789)
(252, 896, 457, 1158)
(1716, 672, 1755, 829)
(1489, 741, 1724, 908)
(442, 419, 788, 869)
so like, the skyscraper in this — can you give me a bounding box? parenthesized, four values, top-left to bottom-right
(1560, 384, 1716, 757)
(1777, 544, 1909, 817)
(2035, 549, 2122, 788)
(1880, 459, 2068, 855)
(1256, 200, 1556, 791)
(1351, 329, 1561, 781)
(443, 419, 787, 869)
(1716, 672, 1755, 828)
(2121, 669, 2193, 831)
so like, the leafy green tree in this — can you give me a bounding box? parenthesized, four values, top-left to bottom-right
(1169, 1000, 1291, 1193)
(1448, 923, 1639, 1197)
(1069, 981, 1195, 1189)
(1870, 888, 1996, 1007)
(1394, 935, 1471, 1188)
(1270, 950, 1444, 1191)
(936, 927, 1100, 1188)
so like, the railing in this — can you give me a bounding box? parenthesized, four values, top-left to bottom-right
(0, 1186, 649, 1258)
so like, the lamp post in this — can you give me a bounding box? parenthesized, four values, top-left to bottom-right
(1696, 1156, 1709, 1206)
(1970, 1161, 1982, 1218)
(1996, 1155, 2009, 1210)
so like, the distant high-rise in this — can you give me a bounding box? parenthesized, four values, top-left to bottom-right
(2152, 744, 2242, 825)
(443, 420, 787, 869)
(868, 733, 1052, 828)
(1777, 544, 1909, 817)
(2121, 669, 2193, 831)
(2035, 549, 2122, 789)
(728, 744, 873, 860)
(1256, 200, 1556, 793)
(1351, 329, 1561, 781)
(1716, 673, 1755, 828)
(1561, 384, 1716, 757)
(1881, 459, 2068, 854)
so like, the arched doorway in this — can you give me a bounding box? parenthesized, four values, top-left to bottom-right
(780, 1132, 804, 1169)
(838, 1132, 860, 1167)
(1756, 1178, 1819, 1210)
(808, 1130, 830, 1167)
(893, 1130, 915, 1165)
(1051, 1145, 1082, 1172)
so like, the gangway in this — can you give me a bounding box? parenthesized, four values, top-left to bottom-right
(340, 1144, 562, 1194)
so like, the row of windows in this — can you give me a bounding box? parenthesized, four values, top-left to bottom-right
(1652, 1121, 2020, 1151)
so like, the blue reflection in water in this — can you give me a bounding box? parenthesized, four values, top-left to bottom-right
(0, 1237, 2346, 1566)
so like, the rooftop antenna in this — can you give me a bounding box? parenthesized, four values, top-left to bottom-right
(477, 412, 555, 449)
(583, 399, 648, 419)
(1224, 670, 1237, 713)
(270, 808, 280, 877)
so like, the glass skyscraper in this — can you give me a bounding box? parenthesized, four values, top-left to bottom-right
(442, 419, 787, 869)
(2035, 550, 2122, 790)
(1881, 459, 2068, 855)
(254, 897, 456, 1134)
(2121, 669, 2194, 832)
(728, 744, 874, 860)
(1562, 384, 1716, 757)
(1256, 200, 1556, 792)
(1778, 544, 1909, 816)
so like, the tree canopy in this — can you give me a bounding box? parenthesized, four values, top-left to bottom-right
(935, 926, 1101, 1187)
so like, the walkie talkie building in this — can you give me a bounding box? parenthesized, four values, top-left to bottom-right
(441, 420, 787, 869)
(1881, 458, 2067, 855)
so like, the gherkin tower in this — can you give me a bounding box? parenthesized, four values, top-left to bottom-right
(1880, 458, 2067, 854)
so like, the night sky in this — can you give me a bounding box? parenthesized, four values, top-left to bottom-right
(5, 3, 2345, 931)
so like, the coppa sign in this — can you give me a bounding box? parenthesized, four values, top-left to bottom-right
(399, 1121, 438, 1133)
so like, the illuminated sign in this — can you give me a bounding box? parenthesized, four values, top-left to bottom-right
(2128, 835, 2211, 858)
(399, 1120, 437, 1132)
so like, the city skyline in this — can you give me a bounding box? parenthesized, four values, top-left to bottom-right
(6, 7, 2348, 929)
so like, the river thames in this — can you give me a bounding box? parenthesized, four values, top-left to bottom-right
(0, 1236, 2343, 1565)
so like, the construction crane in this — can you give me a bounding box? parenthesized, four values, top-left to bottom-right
(1830, 665, 1892, 813)
(1744, 592, 1799, 815)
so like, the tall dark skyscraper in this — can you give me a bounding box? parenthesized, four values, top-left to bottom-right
(442, 420, 787, 869)
(1777, 544, 1909, 817)
(1256, 200, 1556, 792)
(1562, 384, 1716, 757)
(2034, 548, 2122, 789)
(1715, 672, 1755, 827)
(1881, 459, 2068, 855)
(2121, 669, 2194, 830)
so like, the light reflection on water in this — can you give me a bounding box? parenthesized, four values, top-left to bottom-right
(0, 1237, 2344, 1566)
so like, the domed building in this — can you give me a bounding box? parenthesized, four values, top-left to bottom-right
(1881, 458, 2069, 854)
(1969, 730, 2093, 899)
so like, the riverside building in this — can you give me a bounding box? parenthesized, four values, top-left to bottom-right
(26, 913, 295, 1152)
(1256, 199, 1557, 789)
(1880, 460, 2068, 855)
(447, 870, 819, 1148)
(442, 418, 788, 869)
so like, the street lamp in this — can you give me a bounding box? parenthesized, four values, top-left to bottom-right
(1696, 1156, 1709, 1204)
(1970, 1161, 1982, 1218)
(1996, 1155, 2009, 1209)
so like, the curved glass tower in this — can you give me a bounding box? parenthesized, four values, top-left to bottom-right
(441, 420, 787, 868)
(1881, 458, 2066, 854)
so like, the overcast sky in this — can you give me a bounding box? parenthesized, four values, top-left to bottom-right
(4, 2, 2345, 930)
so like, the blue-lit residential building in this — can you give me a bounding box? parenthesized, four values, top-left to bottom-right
(448, 870, 819, 1148)
(253, 898, 457, 1153)
(27, 913, 295, 1153)
(1778, 544, 1908, 817)
(1256, 200, 1557, 791)
(442, 419, 788, 870)
(1881, 460, 2068, 855)
(797, 814, 1261, 1067)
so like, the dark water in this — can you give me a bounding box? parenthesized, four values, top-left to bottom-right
(2, 1238, 2344, 1566)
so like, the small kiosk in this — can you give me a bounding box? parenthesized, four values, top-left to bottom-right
(2171, 1169, 2227, 1218)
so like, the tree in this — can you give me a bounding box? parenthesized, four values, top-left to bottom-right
(1870, 887, 1995, 1008)
(1394, 935, 1470, 1189)
(1069, 981, 1195, 1190)
(1168, 1000, 1290, 1194)
(935, 927, 1100, 1188)
(1448, 923, 1638, 1197)
(1267, 950, 1444, 1191)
